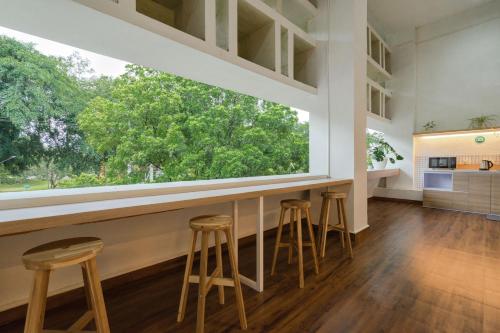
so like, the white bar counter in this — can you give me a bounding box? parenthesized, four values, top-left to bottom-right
(0, 177, 352, 292)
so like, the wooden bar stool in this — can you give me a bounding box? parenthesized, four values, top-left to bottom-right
(317, 191, 353, 259)
(177, 215, 246, 333)
(22, 237, 110, 333)
(271, 199, 319, 288)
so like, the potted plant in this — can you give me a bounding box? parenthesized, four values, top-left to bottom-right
(423, 121, 436, 132)
(367, 132, 403, 170)
(469, 115, 497, 129)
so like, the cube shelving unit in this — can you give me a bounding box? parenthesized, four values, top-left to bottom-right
(366, 24, 392, 122)
(367, 78, 392, 122)
(76, 0, 319, 94)
(136, 0, 206, 41)
(293, 34, 315, 86)
(237, 0, 276, 71)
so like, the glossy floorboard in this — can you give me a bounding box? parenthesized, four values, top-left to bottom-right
(1, 199, 500, 332)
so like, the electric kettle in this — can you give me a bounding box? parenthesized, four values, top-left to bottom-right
(480, 160, 494, 170)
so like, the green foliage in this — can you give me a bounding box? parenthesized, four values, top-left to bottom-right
(423, 121, 436, 132)
(468, 115, 497, 129)
(0, 36, 101, 181)
(59, 173, 105, 188)
(366, 131, 403, 164)
(1, 36, 309, 190)
(78, 65, 309, 182)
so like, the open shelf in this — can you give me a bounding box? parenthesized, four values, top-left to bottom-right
(384, 47, 391, 74)
(384, 94, 391, 119)
(370, 85, 381, 117)
(369, 30, 381, 64)
(216, 0, 229, 51)
(280, 26, 289, 76)
(367, 78, 391, 121)
(366, 25, 391, 83)
(262, 0, 318, 32)
(238, 0, 276, 71)
(136, 0, 205, 41)
(293, 34, 315, 87)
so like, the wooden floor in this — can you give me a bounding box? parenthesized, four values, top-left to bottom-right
(2, 199, 500, 332)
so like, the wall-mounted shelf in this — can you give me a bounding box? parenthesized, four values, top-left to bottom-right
(366, 24, 392, 122)
(262, 0, 318, 32)
(367, 78, 391, 121)
(136, 0, 205, 41)
(367, 24, 391, 82)
(238, 1, 276, 71)
(293, 33, 315, 86)
(77, 0, 318, 94)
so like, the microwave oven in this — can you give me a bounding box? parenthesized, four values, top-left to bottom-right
(429, 157, 456, 169)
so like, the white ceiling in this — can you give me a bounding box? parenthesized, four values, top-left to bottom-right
(368, 0, 494, 34)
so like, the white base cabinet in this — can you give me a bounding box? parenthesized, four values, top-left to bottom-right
(423, 171, 497, 215)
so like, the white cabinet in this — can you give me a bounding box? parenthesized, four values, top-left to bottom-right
(491, 174, 500, 215)
(423, 172, 495, 215)
(468, 174, 491, 214)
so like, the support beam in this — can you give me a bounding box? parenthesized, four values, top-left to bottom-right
(329, 0, 368, 233)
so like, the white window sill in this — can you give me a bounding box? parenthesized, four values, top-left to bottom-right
(0, 174, 326, 210)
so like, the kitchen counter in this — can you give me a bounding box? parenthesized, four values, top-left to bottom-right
(424, 169, 500, 174)
(423, 170, 500, 218)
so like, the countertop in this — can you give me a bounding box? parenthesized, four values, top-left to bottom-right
(0, 177, 352, 237)
(424, 169, 500, 174)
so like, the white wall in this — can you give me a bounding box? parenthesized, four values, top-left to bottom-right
(415, 5, 500, 131)
(370, 1, 500, 199)
(0, 0, 367, 311)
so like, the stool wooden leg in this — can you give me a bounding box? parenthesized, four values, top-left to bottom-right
(77, 264, 96, 332)
(271, 207, 286, 276)
(340, 199, 353, 258)
(82, 258, 110, 333)
(178, 230, 199, 322)
(296, 208, 304, 288)
(24, 270, 50, 333)
(336, 200, 345, 249)
(224, 228, 247, 330)
(306, 208, 319, 274)
(317, 198, 326, 255)
(321, 198, 331, 258)
(196, 231, 209, 333)
(214, 230, 225, 305)
(288, 208, 295, 264)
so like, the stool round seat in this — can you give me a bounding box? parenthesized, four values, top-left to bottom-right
(189, 215, 233, 230)
(280, 199, 311, 209)
(22, 237, 103, 271)
(22, 237, 109, 333)
(321, 191, 347, 199)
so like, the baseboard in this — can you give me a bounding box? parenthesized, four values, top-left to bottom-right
(369, 196, 423, 205)
(373, 187, 423, 202)
(350, 225, 370, 243)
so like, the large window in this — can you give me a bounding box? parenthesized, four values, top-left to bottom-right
(0, 27, 309, 193)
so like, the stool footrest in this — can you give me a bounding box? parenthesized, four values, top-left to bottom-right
(279, 242, 314, 248)
(327, 224, 346, 232)
(189, 275, 235, 287)
(42, 330, 97, 333)
(67, 310, 94, 332)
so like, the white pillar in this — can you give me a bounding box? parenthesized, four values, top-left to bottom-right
(329, 0, 368, 233)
